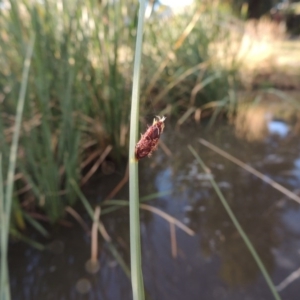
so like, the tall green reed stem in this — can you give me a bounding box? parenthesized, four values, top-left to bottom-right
(188, 145, 281, 300)
(128, 1, 146, 299)
(0, 35, 35, 300)
(0, 154, 9, 300)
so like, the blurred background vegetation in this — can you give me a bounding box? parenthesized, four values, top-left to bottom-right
(0, 0, 299, 248)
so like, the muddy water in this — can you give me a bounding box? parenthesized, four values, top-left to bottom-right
(9, 103, 300, 300)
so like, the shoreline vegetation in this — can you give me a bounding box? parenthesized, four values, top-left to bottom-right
(0, 0, 299, 260)
(0, 0, 245, 223)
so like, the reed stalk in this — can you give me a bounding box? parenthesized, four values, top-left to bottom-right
(0, 35, 35, 300)
(128, 1, 147, 299)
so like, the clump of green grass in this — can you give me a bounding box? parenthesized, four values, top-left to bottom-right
(142, 3, 243, 119)
(0, 1, 243, 224)
(0, 0, 139, 222)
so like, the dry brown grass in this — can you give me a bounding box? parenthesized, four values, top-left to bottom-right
(210, 16, 300, 90)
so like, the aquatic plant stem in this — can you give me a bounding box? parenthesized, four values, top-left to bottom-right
(128, 1, 146, 299)
(0, 35, 35, 300)
(70, 179, 131, 278)
(199, 138, 300, 205)
(188, 145, 281, 300)
(0, 154, 9, 300)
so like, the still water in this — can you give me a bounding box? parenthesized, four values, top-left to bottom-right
(9, 103, 300, 300)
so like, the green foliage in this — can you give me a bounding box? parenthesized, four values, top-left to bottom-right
(0, 0, 139, 222)
(143, 3, 241, 116)
(0, 0, 241, 222)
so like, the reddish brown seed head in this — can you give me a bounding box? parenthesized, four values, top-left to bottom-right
(135, 116, 166, 160)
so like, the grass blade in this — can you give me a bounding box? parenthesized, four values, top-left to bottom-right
(0, 34, 35, 300)
(23, 213, 50, 238)
(0, 154, 10, 300)
(9, 229, 45, 251)
(199, 138, 300, 205)
(4, 35, 35, 222)
(188, 145, 281, 300)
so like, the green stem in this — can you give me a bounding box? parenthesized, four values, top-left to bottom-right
(188, 145, 281, 300)
(128, 1, 147, 299)
(0, 35, 35, 300)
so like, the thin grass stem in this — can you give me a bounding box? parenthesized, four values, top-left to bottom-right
(0, 34, 35, 300)
(199, 138, 300, 204)
(188, 145, 281, 300)
(0, 154, 10, 300)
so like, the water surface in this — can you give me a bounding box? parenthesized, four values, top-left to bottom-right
(9, 102, 300, 300)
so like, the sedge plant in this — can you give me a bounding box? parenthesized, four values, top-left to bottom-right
(0, 0, 243, 226)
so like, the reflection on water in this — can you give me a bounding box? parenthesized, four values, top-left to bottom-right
(234, 99, 300, 142)
(9, 101, 300, 300)
(268, 120, 290, 137)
